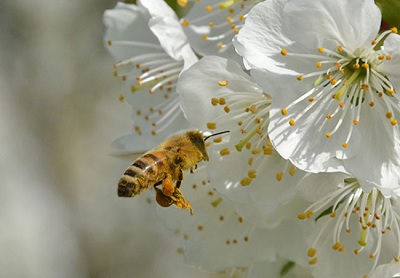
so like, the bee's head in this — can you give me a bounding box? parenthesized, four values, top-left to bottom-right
(187, 130, 209, 161)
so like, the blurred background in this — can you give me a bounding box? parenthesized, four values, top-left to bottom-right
(0, 0, 223, 277)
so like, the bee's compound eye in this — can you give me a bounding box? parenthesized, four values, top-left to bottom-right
(155, 190, 174, 207)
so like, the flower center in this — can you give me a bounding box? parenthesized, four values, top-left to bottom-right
(108, 40, 184, 136)
(207, 79, 297, 185)
(298, 178, 400, 276)
(279, 28, 399, 148)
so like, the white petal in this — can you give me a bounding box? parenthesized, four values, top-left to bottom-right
(156, 167, 276, 271)
(233, 0, 294, 70)
(379, 33, 400, 93)
(103, 2, 160, 61)
(283, 0, 381, 51)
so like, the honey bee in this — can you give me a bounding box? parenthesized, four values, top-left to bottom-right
(117, 130, 229, 214)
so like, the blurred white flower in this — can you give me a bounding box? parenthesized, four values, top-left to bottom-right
(178, 56, 307, 228)
(103, 1, 197, 152)
(296, 173, 400, 277)
(156, 166, 276, 272)
(235, 0, 400, 188)
(180, 0, 262, 60)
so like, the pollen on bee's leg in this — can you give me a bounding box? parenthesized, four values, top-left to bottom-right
(162, 176, 175, 196)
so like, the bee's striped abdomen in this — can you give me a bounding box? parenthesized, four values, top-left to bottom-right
(117, 150, 167, 197)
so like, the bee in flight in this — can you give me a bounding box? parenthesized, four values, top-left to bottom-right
(117, 130, 229, 214)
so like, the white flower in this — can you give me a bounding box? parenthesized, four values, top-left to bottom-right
(296, 173, 400, 277)
(103, 1, 197, 152)
(180, 0, 262, 61)
(234, 0, 400, 188)
(178, 56, 306, 228)
(156, 166, 276, 271)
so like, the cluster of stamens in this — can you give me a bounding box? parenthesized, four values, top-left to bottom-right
(107, 40, 184, 137)
(181, 0, 261, 53)
(279, 28, 399, 149)
(207, 79, 297, 186)
(298, 178, 400, 276)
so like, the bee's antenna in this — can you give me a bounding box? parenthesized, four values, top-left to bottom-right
(204, 130, 230, 141)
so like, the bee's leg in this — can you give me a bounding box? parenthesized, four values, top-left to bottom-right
(176, 169, 184, 189)
(153, 180, 162, 189)
(162, 175, 175, 196)
(190, 164, 198, 174)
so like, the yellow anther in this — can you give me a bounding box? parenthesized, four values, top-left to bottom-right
(297, 75, 303, 81)
(387, 88, 395, 95)
(182, 19, 189, 27)
(308, 257, 318, 265)
(207, 122, 217, 129)
(346, 228, 351, 233)
(308, 248, 317, 257)
(369, 101, 375, 107)
(339, 68, 345, 73)
(281, 49, 288, 55)
(289, 166, 296, 176)
(211, 98, 219, 106)
(332, 242, 341, 250)
(226, 16, 233, 23)
(281, 108, 288, 115)
(219, 97, 226, 105)
(289, 119, 296, 126)
(239, 15, 245, 21)
(248, 170, 257, 179)
(326, 114, 332, 119)
(342, 142, 348, 148)
(316, 61, 322, 68)
(386, 112, 393, 119)
(151, 130, 157, 136)
(248, 157, 253, 166)
(353, 119, 359, 125)
(339, 102, 344, 108)
(335, 62, 341, 67)
(391, 27, 398, 34)
(318, 47, 325, 53)
(219, 148, 230, 156)
(308, 97, 314, 102)
(107, 40, 112, 46)
(337, 45, 343, 52)
(245, 142, 252, 149)
(119, 95, 125, 102)
(369, 254, 375, 259)
(177, 0, 187, 7)
(362, 63, 369, 69)
(251, 149, 261, 155)
(330, 79, 337, 85)
(218, 80, 228, 86)
(202, 35, 208, 40)
(263, 147, 273, 155)
(371, 39, 377, 45)
(325, 132, 331, 138)
(378, 54, 385, 60)
(391, 119, 398, 125)
(306, 210, 314, 218)
(213, 137, 222, 143)
(330, 211, 337, 218)
(386, 55, 392, 60)
(224, 106, 230, 113)
(218, 43, 224, 49)
(297, 213, 308, 220)
(240, 177, 252, 186)
(276, 172, 284, 181)
(353, 64, 360, 69)
(326, 74, 333, 79)
(205, 5, 212, 11)
(361, 84, 369, 90)
(394, 256, 400, 262)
